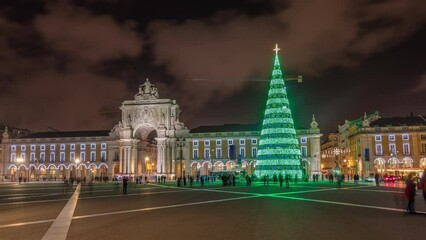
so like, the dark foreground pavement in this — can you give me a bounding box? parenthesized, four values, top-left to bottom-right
(0, 181, 425, 240)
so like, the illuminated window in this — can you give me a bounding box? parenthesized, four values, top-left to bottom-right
(301, 146, 308, 157)
(40, 145, 45, 151)
(80, 144, 86, 150)
(90, 151, 96, 162)
(91, 144, 96, 150)
(216, 148, 222, 158)
(40, 152, 45, 162)
(50, 152, 55, 162)
(375, 135, 382, 142)
(50, 144, 55, 150)
(70, 152, 75, 162)
(389, 144, 396, 155)
(31, 145, 36, 151)
(403, 143, 410, 155)
(101, 151, 106, 162)
(300, 137, 307, 144)
(10, 153, 16, 162)
(204, 140, 210, 146)
(252, 139, 257, 145)
(193, 140, 198, 147)
(11, 145, 16, 151)
(70, 144, 75, 150)
(375, 144, 383, 156)
(252, 147, 257, 158)
(402, 134, 409, 141)
(60, 144, 65, 150)
(101, 143, 107, 149)
(388, 135, 395, 141)
(80, 152, 86, 161)
(30, 153, 35, 162)
(227, 139, 233, 145)
(216, 140, 221, 145)
(204, 149, 210, 159)
(240, 139, 245, 145)
(60, 152, 65, 162)
(21, 145, 26, 151)
(193, 149, 199, 159)
(239, 147, 245, 158)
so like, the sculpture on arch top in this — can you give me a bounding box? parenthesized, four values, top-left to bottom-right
(135, 78, 160, 100)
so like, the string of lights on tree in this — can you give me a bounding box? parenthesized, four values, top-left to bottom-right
(254, 44, 303, 178)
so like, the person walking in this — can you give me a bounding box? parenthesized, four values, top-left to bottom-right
(232, 174, 236, 186)
(285, 174, 290, 188)
(405, 173, 416, 214)
(420, 169, 426, 204)
(200, 175, 204, 187)
(374, 172, 380, 186)
(122, 177, 128, 195)
(279, 173, 284, 188)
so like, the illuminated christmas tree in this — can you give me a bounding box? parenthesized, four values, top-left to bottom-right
(254, 44, 303, 179)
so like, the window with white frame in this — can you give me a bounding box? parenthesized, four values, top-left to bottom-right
(91, 143, 96, 150)
(204, 140, 210, 146)
(252, 147, 257, 158)
(239, 147, 245, 158)
(40, 152, 45, 162)
(50, 144, 55, 150)
(70, 144, 75, 150)
(60, 144, 65, 151)
(21, 153, 26, 161)
(90, 151, 96, 162)
(80, 144, 86, 150)
(375, 135, 382, 142)
(11, 145, 16, 151)
(216, 140, 221, 146)
(60, 152, 65, 162)
(193, 149, 199, 159)
(80, 152, 86, 161)
(301, 146, 308, 157)
(193, 140, 198, 147)
(70, 152, 75, 162)
(50, 152, 55, 162)
(101, 151, 106, 161)
(403, 143, 410, 155)
(40, 145, 45, 151)
(240, 139, 245, 145)
(11, 153, 16, 162)
(389, 144, 396, 155)
(388, 135, 395, 142)
(30, 152, 35, 162)
(21, 145, 26, 151)
(252, 139, 257, 145)
(101, 143, 107, 149)
(227, 139, 233, 145)
(204, 149, 210, 159)
(300, 137, 307, 144)
(216, 148, 222, 159)
(31, 145, 36, 151)
(402, 134, 409, 141)
(375, 144, 383, 156)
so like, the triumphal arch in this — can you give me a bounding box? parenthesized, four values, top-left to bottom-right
(110, 79, 189, 179)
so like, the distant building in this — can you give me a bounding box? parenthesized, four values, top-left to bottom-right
(0, 125, 30, 180)
(337, 112, 426, 177)
(1, 79, 321, 181)
(320, 132, 339, 173)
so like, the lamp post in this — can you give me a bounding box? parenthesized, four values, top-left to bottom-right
(177, 138, 186, 179)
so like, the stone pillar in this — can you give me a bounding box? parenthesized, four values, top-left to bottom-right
(156, 138, 167, 176)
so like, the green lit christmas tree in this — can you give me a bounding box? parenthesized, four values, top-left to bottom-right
(254, 44, 303, 179)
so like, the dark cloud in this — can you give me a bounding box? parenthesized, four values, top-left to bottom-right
(149, 0, 426, 109)
(413, 74, 426, 92)
(0, 1, 143, 131)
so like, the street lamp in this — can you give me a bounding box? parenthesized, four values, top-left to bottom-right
(177, 138, 186, 178)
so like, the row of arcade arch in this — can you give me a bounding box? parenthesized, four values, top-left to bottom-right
(189, 160, 256, 176)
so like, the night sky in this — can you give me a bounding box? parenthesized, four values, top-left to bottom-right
(0, 0, 425, 136)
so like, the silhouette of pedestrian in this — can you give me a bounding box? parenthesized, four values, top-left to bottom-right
(190, 175, 194, 187)
(374, 172, 380, 186)
(279, 173, 284, 188)
(122, 177, 128, 195)
(232, 174, 236, 186)
(200, 175, 204, 187)
(285, 174, 290, 188)
(420, 169, 426, 204)
(183, 176, 187, 186)
(405, 173, 416, 214)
